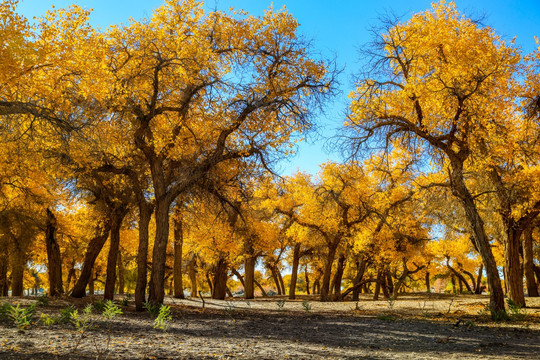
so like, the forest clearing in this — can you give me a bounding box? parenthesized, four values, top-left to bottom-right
(0, 293, 539, 359)
(1, 0, 540, 358)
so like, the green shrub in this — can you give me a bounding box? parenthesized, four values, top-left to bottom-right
(507, 298, 526, 321)
(92, 299, 106, 312)
(276, 299, 286, 311)
(301, 301, 311, 312)
(143, 301, 161, 317)
(8, 303, 36, 331)
(57, 305, 76, 324)
(154, 305, 172, 331)
(102, 300, 122, 320)
(36, 293, 49, 307)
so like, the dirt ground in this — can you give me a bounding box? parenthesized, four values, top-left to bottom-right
(0, 293, 539, 359)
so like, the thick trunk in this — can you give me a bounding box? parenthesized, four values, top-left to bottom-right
(149, 199, 171, 305)
(71, 225, 111, 298)
(104, 214, 124, 300)
(135, 203, 152, 311)
(385, 271, 394, 296)
(289, 243, 301, 300)
(88, 268, 95, 295)
(212, 258, 228, 300)
(504, 227, 526, 306)
(187, 255, 198, 297)
(352, 258, 366, 301)
(45, 208, 64, 296)
(117, 250, 125, 295)
(373, 270, 382, 300)
(173, 209, 185, 299)
(65, 260, 76, 293)
(381, 271, 390, 299)
(475, 264, 484, 294)
(0, 253, 8, 296)
(451, 274, 456, 293)
(458, 278, 464, 293)
(523, 226, 539, 297)
(244, 256, 256, 299)
(320, 242, 338, 302)
(330, 253, 346, 300)
(10, 246, 25, 296)
(425, 272, 431, 293)
(450, 160, 505, 315)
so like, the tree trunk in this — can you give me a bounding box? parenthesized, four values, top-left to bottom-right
(269, 265, 282, 295)
(187, 255, 197, 297)
(212, 258, 228, 300)
(88, 268, 95, 295)
(148, 198, 171, 305)
(304, 266, 310, 295)
(45, 208, 64, 296)
(277, 269, 286, 296)
(451, 274, 456, 293)
(373, 270, 382, 300)
(523, 226, 539, 297)
(206, 272, 213, 295)
(475, 264, 484, 294)
(104, 213, 124, 300)
(352, 258, 366, 301)
(71, 225, 111, 298)
(330, 253, 346, 300)
(254, 279, 267, 297)
(449, 160, 505, 316)
(65, 260, 76, 293)
(135, 202, 152, 310)
(385, 271, 394, 296)
(10, 245, 25, 296)
(289, 243, 301, 300)
(504, 227, 526, 306)
(425, 272, 431, 293)
(0, 252, 8, 296)
(117, 250, 125, 295)
(380, 270, 390, 299)
(244, 256, 256, 299)
(320, 242, 338, 301)
(173, 209, 185, 299)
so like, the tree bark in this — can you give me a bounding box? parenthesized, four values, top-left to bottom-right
(206, 272, 213, 295)
(352, 258, 366, 301)
(523, 225, 539, 297)
(173, 209, 185, 299)
(449, 160, 505, 315)
(104, 213, 124, 300)
(451, 274, 456, 293)
(254, 279, 267, 297)
(10, 245, 25, 296)
(244, 256, 256, 299)
(71, 224, 111, 298)
(373, 270, 382, 300)
(475, 264, 484, 294)
(277, 269, 286, 296)
(117, 250, 125, 295)
(320, 242, 338, 301)
(135, 202, 152, 310)
(148, 198, 171, 305)
(504, 227, 526, 306)
(45, 208, 64, 296)
(0, 251, 8, 296)
(304, 266, 311, 295)
(425, 272, 431, 293)
(88, 268, 95, 295)
(212, 258, 228, 300)
(187, 255, 198, 297)
(269, 264, 282, 295)
(289, 243, 301, 300)
(330, 253, 346, 300)
(65, 260, 76, 293)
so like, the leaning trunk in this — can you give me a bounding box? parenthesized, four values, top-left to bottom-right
(45, 208, 64, 296)
(475, 264, 484, 294)
(289, 243, 300, 300)
(104, 213, 124, 300)
(330, 253, 346, 300)
(352, 258, 366, 301)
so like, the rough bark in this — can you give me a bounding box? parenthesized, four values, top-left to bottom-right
(88, 268, 95, 295)
(173, 209, 185, 299)
(10, 245, 25, 296)
(0, 253, 8, 296)
(117, 250, 125, 295)
(475, 264, 484, 294)
(330, 253, 346, 300)
(135, 203, 152, 310)
(504, 227, 526, 306)
(212, 258, 228, 300)
(320, 242, 338, 302)
(277, 269, 286, 296)
(148, 198, 171, 305)
(65, 260, 76, 293)
(351, 258, 367, 301)
(206, 272, 213, 295)
(104, 213, 125, 300)
(289, 243, 301, 300)
(373, 270, 382, 300)
(425, 272, 431, 293)
(449, 159, 505, 315)
(304, 266, 311, 295)
(523, 225, 539, 297)
(269, 265, 282, 295)
(244, 256, 256, 299)
(45, 208, 64, 296)
(71, 225, 111, 298)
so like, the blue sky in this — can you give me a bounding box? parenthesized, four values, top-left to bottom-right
(15, 0, 540, 175)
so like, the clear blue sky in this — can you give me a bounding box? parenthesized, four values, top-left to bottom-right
(15, 0, 540, 175)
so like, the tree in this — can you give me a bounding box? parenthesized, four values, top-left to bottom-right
(345, 2, 521, 316)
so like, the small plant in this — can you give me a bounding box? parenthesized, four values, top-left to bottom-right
(36, 293, 49, 307)
(57, 305, 76, 324)
(387, 296, 395, 310)
(102, 300, 123, 320)
(0, 302, 11, 320)
(70, 305, 93, 333)
(143, 301, 161, 317)
(120, 293, 132, 307)
(153, 305, 173, 331)
(8, 303, 36, 332)
(276, 299, 286, 311)
(479, 303, 509, 322)
(225, 301, 236, 317)
(507, 298, 526, 321)
(377, 314, 397, 321)
(92, 299, 106, 312)
(302, 301, 311, 312)
(40, 313, 55, 326)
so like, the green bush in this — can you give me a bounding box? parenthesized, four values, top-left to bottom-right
(154, 305, 172, 331)
(143, 301, 161, 317)
(7, 303, 36, 331)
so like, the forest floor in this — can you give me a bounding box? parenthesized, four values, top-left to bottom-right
(0, 293, 539, 359)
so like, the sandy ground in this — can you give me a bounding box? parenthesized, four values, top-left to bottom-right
(0, 293, 539, 359)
